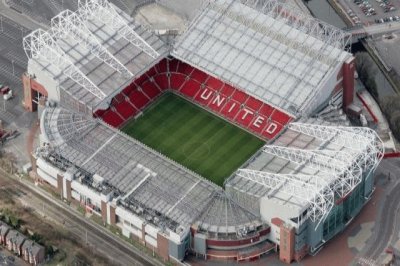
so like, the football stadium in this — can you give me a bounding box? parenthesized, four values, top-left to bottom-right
(22, 0, 384, 263)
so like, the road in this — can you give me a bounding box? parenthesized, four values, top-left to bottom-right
(0, 169, 164, 266)
(362, 158, 400, 261)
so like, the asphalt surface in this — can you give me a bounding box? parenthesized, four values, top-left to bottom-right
(363, 158, 400, 260)
(0, 169, 164, 266)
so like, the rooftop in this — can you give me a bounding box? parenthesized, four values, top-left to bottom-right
(226, 117, 384, 227)
(39, 106, 263, 237)
(23, 0, 168, 110)
(172, 0, 352, 115)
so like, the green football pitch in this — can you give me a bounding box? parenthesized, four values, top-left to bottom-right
(122, 93, 265, 186)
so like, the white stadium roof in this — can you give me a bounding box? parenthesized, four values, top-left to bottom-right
(40, 107, 265, 236)
(172, 0, 352, 115)
(23, 0, 168, 110)
(226, 118, 383, 228)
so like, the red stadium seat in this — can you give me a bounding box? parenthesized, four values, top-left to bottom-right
(170, 73, 186, 90)
(190, 68, 209, 84)
(94, 108, 107, 118)
(182, 79, 202, 99)
(259, 104, 274, 118)
(145, 66, 157, 79)
(232, 89, 249, 103)
(178, 61, 194, 76)
(155, 58, 169, 73)
(113, 93, 125, 104)
(221, 100, 241, 120)
(169, 58, 180, 73)
(102, 110, 124, 128)
(129, 90, 150, 110)
(261, 122, 284, 139)
(235, 108, 255, 127)
(153, 74, 169, 90)
(141, 81, 162, 98)
(271, 109, 292, 125)
(207, 93, 227, 112)
(220, 84, 235, 98)
(122, 82, 137, 96)
(133, 73, 148, 87)
(206, 76, 224, 91)
(115, 100, 137, 119)
(245, 97, 263, 112)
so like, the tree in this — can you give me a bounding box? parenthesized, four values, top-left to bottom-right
(380, 95, 400, 141)
(355, 52, 379, 99)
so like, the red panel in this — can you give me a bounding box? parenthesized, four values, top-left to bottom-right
(207, 93, 227, 112)
(206, 76, 224, 90)
(259, 104, 274, 118)
(220, 84, 235, 97)
(261, 121, 284, 139)
(141, 81, 162, 98)
(129, 91, 150, 110)
(133, 74, 148, 87)
(271, 109, 292, 125)
(178, 61, 193, 76)
(153, 74, 169, 90)
(169, 58, 180, 73)
(113, 93, 125, 104)
(246, 97, 263, 112)
(115, 101, 137, 119)
(170, 73, 186, 90)
(235, 108, 255, 127)
(155, 58, 168, 73)
(145, 66, 157, 79)
(94, 108, 107, 117)
(248, 115, 268, 134)
(232, 89, 248, 103)
(102, 110, 124, 128)
(182, 79, 202, 99)
(221, 100, 240, 120)
(122, 82, 137, 96)
(191, 68, 209, 84)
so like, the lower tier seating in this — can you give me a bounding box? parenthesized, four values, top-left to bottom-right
(96, 57, 294, 137)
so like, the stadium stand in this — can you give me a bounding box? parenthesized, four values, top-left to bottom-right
(96, 58, 294, 139)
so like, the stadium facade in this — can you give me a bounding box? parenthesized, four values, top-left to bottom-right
(21, 0, 384, 263)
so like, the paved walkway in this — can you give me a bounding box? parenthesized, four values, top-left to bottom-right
(357, 89, 397, 151)
(348, 222, 374, 252)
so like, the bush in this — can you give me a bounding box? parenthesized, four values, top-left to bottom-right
(381, 95, 400, 141)
(355, 52, 379, 99)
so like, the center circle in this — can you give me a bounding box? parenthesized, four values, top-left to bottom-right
(182, 142, 211, 160)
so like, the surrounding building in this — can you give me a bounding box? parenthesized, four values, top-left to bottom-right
(0, 222, 45, 265)
(22, 239, 46, 266)
(0, 222, 11, 245)
(5, 230, 26, 256)
(22, 0, 383, 263)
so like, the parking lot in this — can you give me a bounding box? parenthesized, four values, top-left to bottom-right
(0, 15, 31, 125)
(338, 0, 400, 26)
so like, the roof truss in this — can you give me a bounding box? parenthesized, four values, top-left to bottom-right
(263, 146, 362, 198)
(51, 9, 134, 78)
(236, 169, 334, 228)
(23, 29, 106, 100)
(78, 0, 159, 59)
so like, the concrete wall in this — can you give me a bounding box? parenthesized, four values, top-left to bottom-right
(27, 60, 60, 102)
